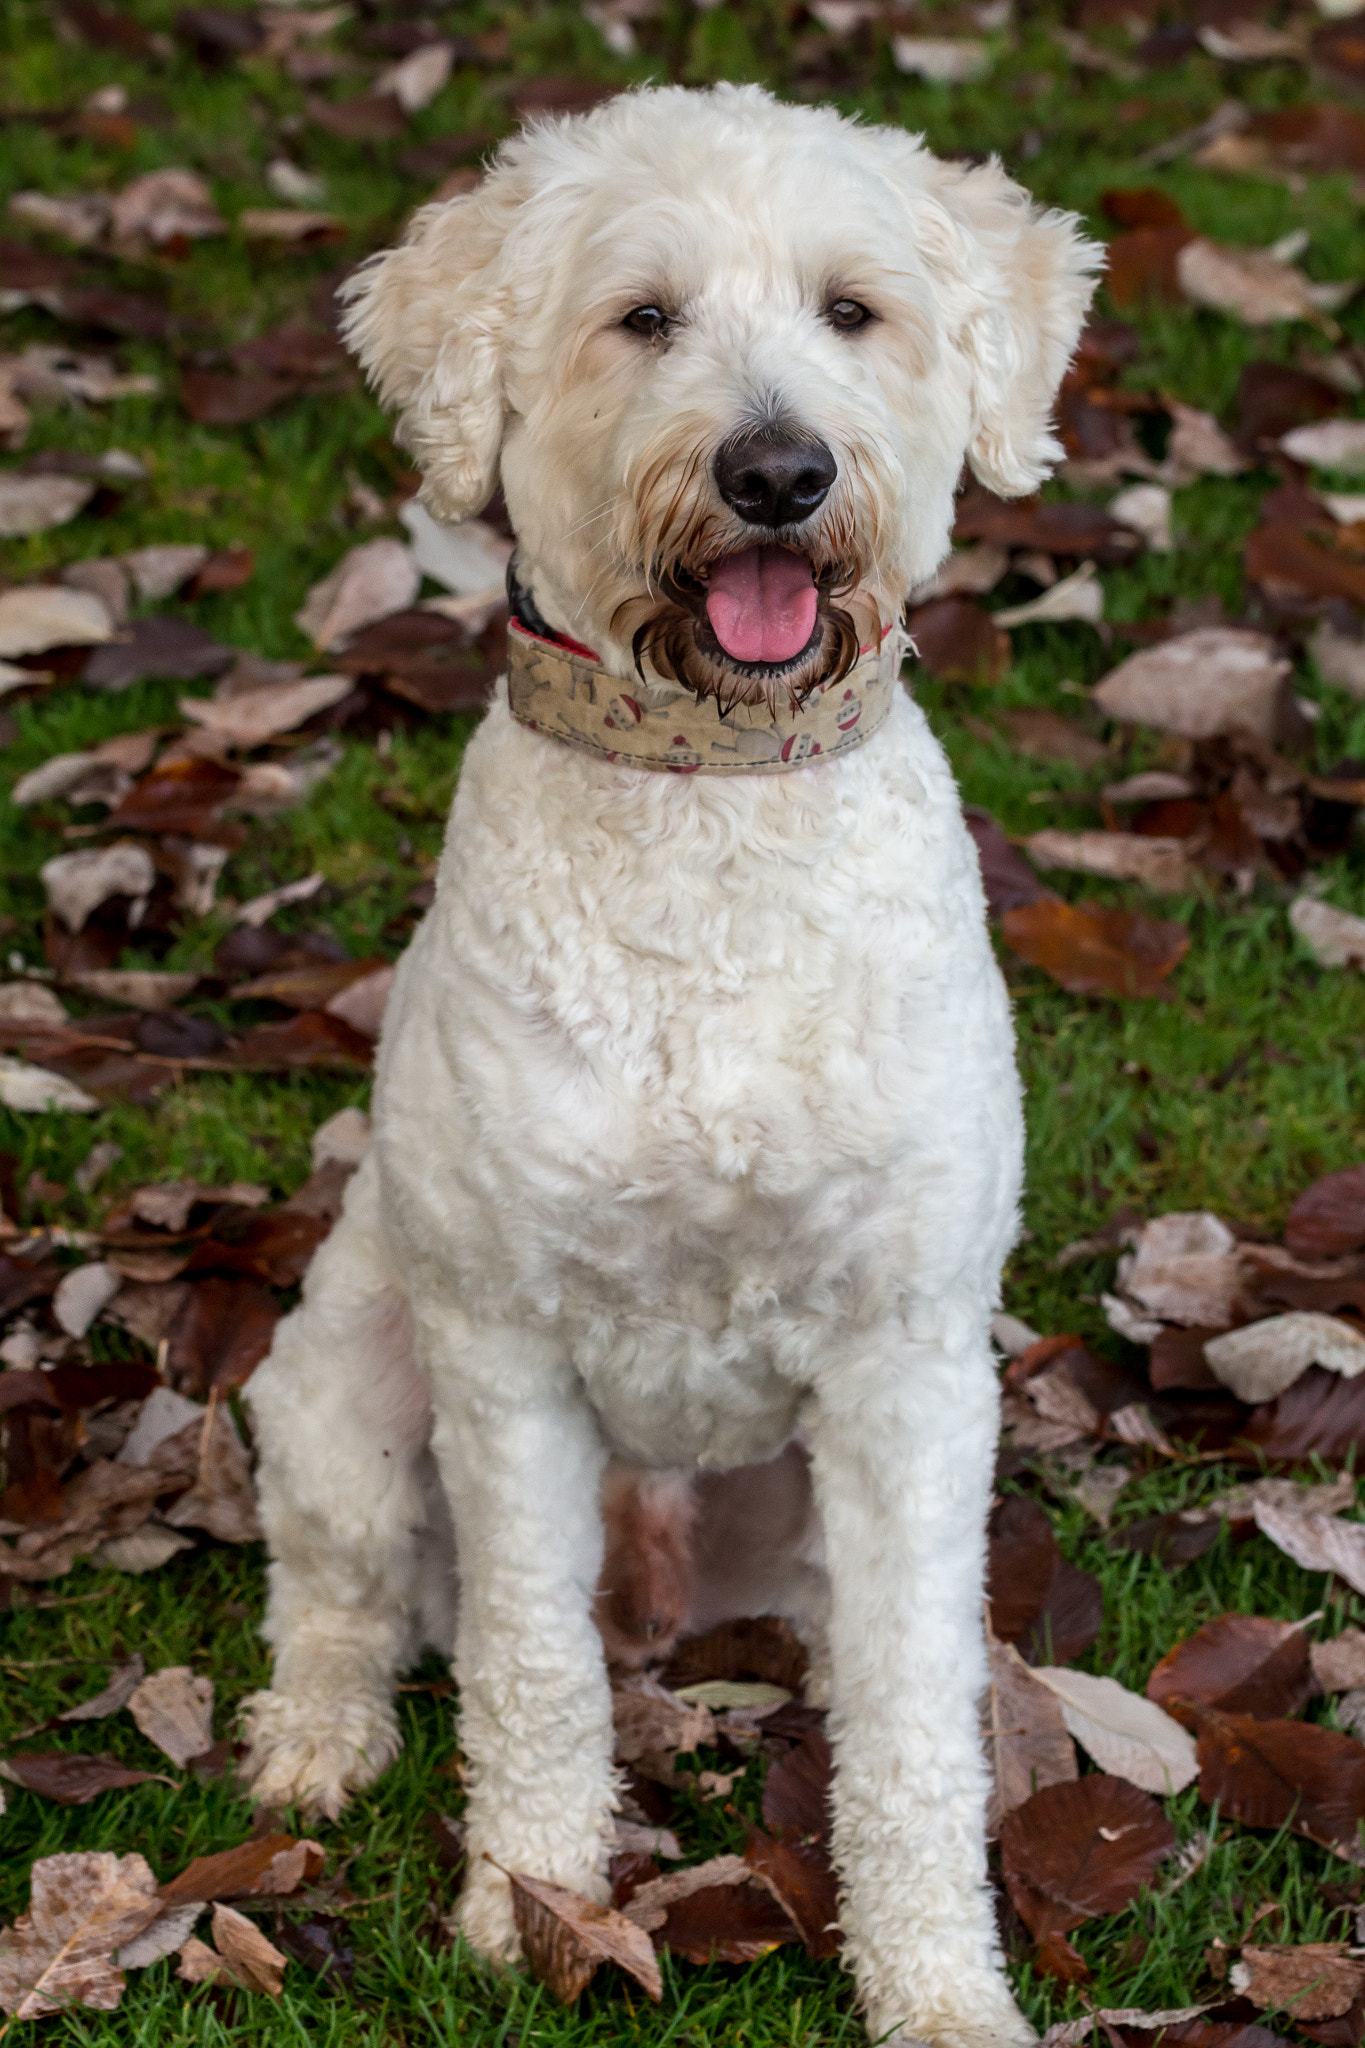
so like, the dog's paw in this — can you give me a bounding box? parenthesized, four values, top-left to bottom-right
(453, 1862, 524, 1966)
(237, 1688, 401, 1821)
(868, 1968, 1036, 2048)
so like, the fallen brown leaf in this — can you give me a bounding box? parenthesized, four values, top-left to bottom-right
(1232, 1944, 1365, 2022)
(127, 1665, 214, 1767)
(500, 1865, 662, 2004)
(1287, 1167, 1365, 1261)
(179, 366, 299, 427)
(0, 1752, 173, 1804)
(1246, 526, 1365, 609)
(1195, 1709, 1365, 1856)
(1002, 898, 1189, 999)
(1239, 1368, 1365, 1470)
(1093, 629, 1291, 743)
(1000, 1774, 1175, 1980)
(0, 1850, 163, 2018)
(742, 1825, 840, 1957)
(178, 1903, 288, 1994)
(1147, 1614, 1312, 1726)
(1025, 829, 1195, 895)
(159, 1832, 325, 1909)
(984, 1638, 1078, 1834)
(907, 597, 1010, 685)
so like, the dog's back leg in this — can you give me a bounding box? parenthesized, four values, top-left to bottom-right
(239, 1154, 443, 1819)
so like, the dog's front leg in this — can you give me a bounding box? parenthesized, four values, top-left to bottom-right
(808, 1335, 1032, 2048)
(422, 1318, 616, 1963)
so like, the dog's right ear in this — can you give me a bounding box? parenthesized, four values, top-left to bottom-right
(339, 178, 522, 522)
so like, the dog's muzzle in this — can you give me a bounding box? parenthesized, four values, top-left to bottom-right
(505, 616, 903, 776)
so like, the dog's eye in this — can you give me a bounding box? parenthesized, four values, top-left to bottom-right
(623, 305, 670, 339)
(827, 298, 872, 331)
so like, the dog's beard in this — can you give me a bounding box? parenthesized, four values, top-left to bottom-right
(611, 560, 881, 717)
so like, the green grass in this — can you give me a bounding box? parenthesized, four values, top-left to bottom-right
(4, 0, 1365, 2038)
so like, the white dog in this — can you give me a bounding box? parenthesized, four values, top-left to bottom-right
(242, 83, 1097, 2048)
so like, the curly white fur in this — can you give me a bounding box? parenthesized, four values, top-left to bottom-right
(242, 83, 1097, 2046)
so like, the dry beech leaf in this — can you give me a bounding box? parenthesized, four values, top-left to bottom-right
(1291, 897, 1365, 970)
(1001, 710, 1107, 770)
(1177, 238, 1348, 327)
(1147, 1614, 1312, 1725)
(1251, 1501, 1365, 1597)
(742, 1825, 839, 1957)
(179, 673, 352, 747)
(1312, 1630, 1365, 1694)
(159, 1832, 325, 1909)
(1239, 1367, 1365, 1469)
(1194, 1710, 1365, 1857)
(0, 1850, 162, 2019)
(0, 474, 95, 538)
(1116, 1211, 1242, 1329)
(1281, 420, 1365, 471)
(1164, 398, 1251, 479)
(1205, 1314, 1365, 1402)
(620, 1854, 751, 1931)
(762, 1723, 834, 1840)
(499, 1865, 663, 2004)
(984, 1639, 1078, 1835)
(1093, 629, 1290, 742)
(1030, 1667, 1198, 1794)
(1230, 1944, 1365, 2022)
(993, 563, 1106, 629)
(0, 584, 112, 658)
(907, 596, 1010, 684)
(177, 1903, 288, 1995)
(294, 539, 419, 652)
(1042, 2007, 1213, 2048)
(1002, 899, 1189, 1000)
(1025, 830, 1195, 895)
(612, 1675, 714, 1763)
(57, 1657, 146, 1725)
(1000, 1775, 1175, 1981)
(1288, 1167, 1365, 1261)
(0, 1753, 172, 1805)
(965, 809, 1053, 918)
(623, 1858, 800, 1962)
(127, 1666, 214, 1767)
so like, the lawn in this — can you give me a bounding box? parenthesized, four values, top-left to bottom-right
(3, 0, 1365, 2040)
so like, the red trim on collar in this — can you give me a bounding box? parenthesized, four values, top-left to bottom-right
(508, 616, 601, 664)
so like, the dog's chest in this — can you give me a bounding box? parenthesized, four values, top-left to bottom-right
(378, 702, 1015, 1461)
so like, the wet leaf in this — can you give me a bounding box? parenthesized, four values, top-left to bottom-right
(664, 1616, 809, 1693)
(1147, 1615, 1312, 1726)
(229, 1011, 373, 1070)
(1195, 1710, 1365, 1855)
(1106, 224, 1194, 309)
(1002, 899, 1189, 999)
(502, 1866, 662, 2003)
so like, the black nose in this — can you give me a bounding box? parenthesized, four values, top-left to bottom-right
(713, 426, 837, 528)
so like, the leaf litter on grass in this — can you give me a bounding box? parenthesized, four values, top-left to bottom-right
(6, 0, 1365, 2039)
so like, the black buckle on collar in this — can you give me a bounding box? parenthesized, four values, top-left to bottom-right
(506, 554, 559, 644)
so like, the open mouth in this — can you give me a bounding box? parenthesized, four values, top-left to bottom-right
(701, 545, 821, 670)
(617, 544, 871, 713)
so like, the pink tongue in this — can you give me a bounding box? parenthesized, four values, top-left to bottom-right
(705, 546, 817, 665)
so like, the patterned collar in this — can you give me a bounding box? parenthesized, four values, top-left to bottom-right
(504, 617, 903, 776)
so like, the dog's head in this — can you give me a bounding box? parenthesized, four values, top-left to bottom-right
(343, 85, 1099, 708)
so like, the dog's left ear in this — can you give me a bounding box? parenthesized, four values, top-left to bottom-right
(339, 172, 527, 522)
(918, 156, 1102, 498)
